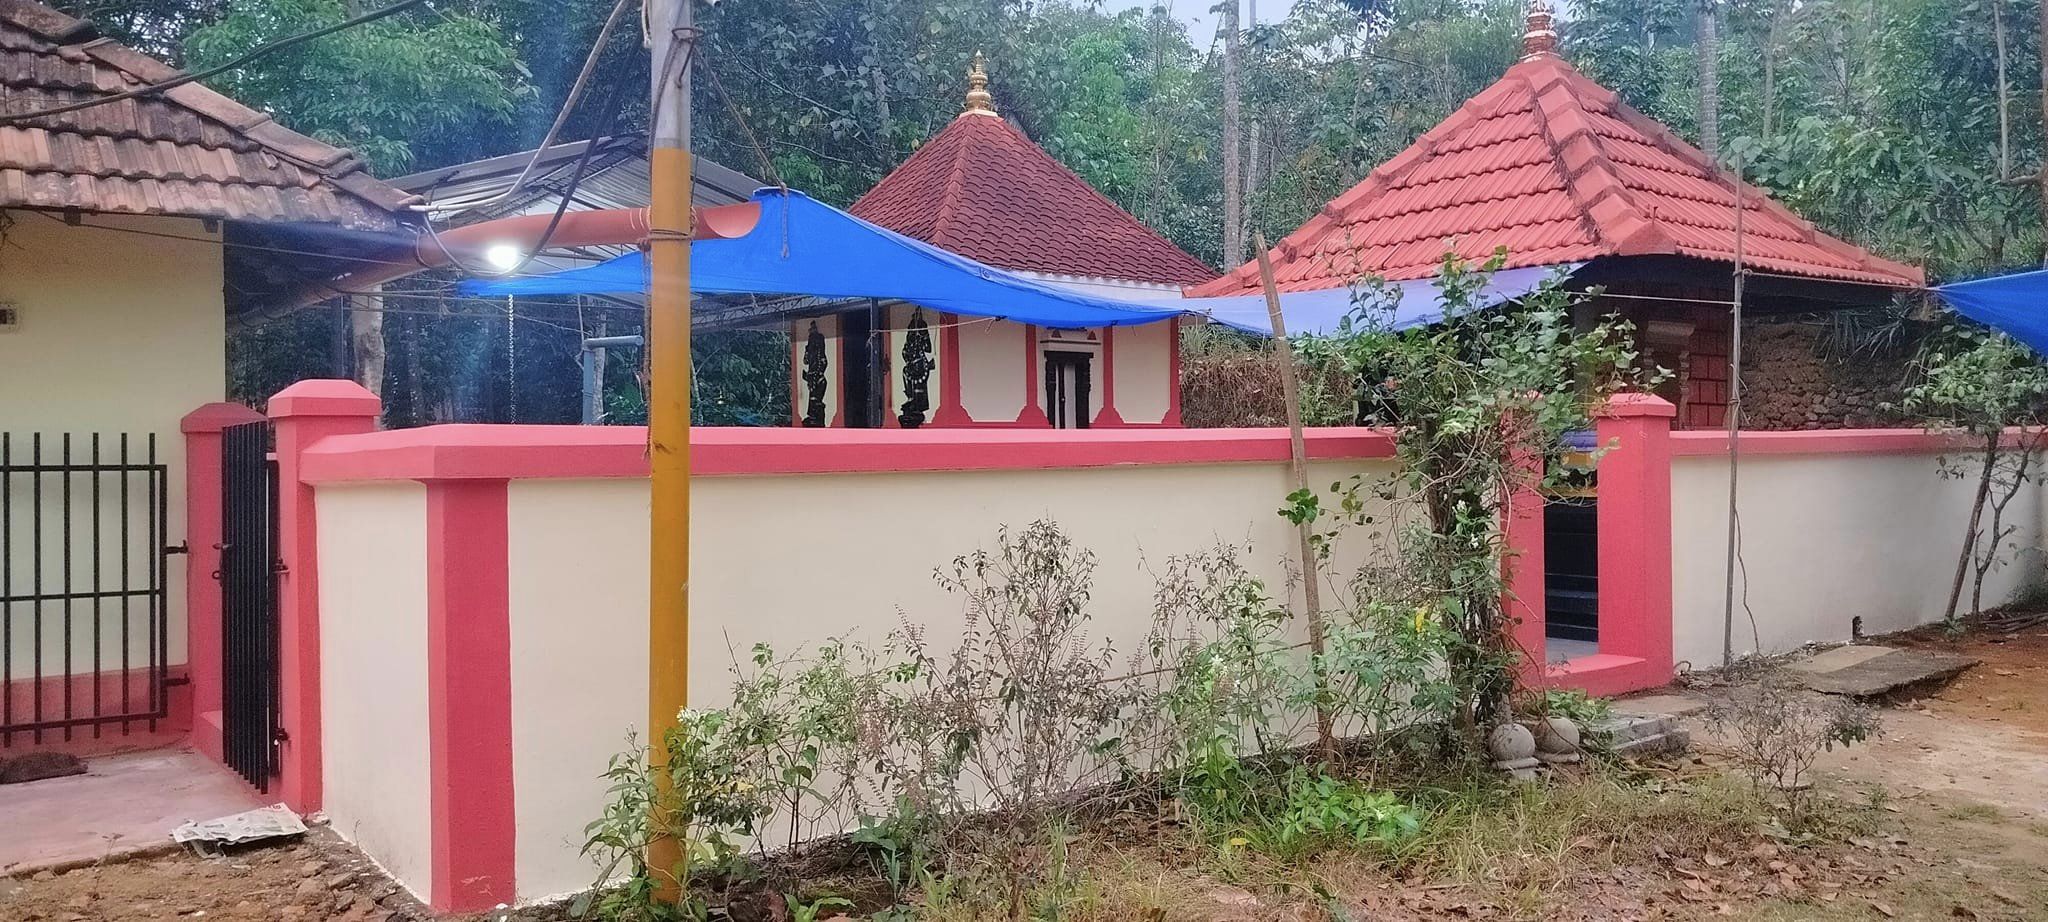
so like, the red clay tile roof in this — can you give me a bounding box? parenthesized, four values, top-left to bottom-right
(851, 112, 1215, 286)
(0, 0, 414, 229)
(1189, 51, 1923, 296)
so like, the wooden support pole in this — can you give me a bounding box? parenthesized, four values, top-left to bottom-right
(1253, 231, 1335, 762)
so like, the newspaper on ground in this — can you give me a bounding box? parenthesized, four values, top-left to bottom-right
(170, 803, 307, 855)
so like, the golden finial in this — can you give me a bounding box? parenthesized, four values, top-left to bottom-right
(962, 51, 997, 117)
(1521, 0, 1558, 59)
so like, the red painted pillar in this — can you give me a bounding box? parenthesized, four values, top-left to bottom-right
(1093, 327, 1126, 427)
(424, 480, 517, 912)
(930, 313, 971, 426)
(1016, 324, 1050, 426)
(1503, 451, 1548, 688)
(268, 380, 380, 813)
(180, 402, 264, 764)
(1593, 393, 1676, 689)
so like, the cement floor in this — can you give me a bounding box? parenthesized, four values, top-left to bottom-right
(0, 747, 262, 875)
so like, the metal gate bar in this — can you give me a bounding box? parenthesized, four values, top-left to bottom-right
(219, 420, 280, 790)
(0, 432, 172, 745)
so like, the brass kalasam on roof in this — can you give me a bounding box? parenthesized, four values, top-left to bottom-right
(962, 51, 997, 117)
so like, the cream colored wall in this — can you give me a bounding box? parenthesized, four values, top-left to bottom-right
(505, 478, 650, 899)
(958, 318, 1026, 422)
(315, 483, 434, 901)
(499, 456, 1391, 899)
(1670, 452, 2044, 666)
(1114, 321, 1173, 424)
(0, 213, 225, 676)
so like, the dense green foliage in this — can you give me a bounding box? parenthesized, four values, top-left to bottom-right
(55, 0, 2048, 419)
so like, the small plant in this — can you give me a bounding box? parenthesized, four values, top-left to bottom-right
(1261, 767, 1422, 858)
(784, 893, 854, 922)
(1524, 688, 1612, 725)
(1708, 681, 1880, 821)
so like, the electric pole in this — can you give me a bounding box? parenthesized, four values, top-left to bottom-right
(645, 0, 694, 897)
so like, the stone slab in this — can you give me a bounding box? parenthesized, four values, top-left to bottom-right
(1792, 647, 1978, 697)
(1785, 644, 1896, 675)
(1612, 692, 1710, 719)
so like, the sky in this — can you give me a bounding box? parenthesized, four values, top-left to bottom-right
(1099, 0, 1301, 47)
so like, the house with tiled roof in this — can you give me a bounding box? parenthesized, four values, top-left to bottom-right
(0, 0, 417, 752)
(1190, 2, 1923, 432)
(789, 54, 1215, 429)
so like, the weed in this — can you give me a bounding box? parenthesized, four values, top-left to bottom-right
(1707, 681, 1880, 822)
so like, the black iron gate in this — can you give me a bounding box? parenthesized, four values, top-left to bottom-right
(218, 420, 280, 790)
(0, 433, 174, 745)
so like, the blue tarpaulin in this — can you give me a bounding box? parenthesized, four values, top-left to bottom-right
(463, 189, 1185, 329)
(1934, 269, 2048, 354)
(1180, 263, 1579, 337)
(463, 188, 1574, 335)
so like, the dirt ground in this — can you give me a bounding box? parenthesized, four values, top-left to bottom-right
(4, 625, 2046, 922)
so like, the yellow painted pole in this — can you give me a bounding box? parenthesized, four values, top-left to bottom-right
(645, 0, 692, 899)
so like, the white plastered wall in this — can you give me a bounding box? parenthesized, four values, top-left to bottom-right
(500, 457, 1391, 898)
(0, 214, 225, 678)
(958, 318, 1026, 422)
(1670, 451, 2044, 666)
(315, 482, 433, 901)
(1113, 320, 1174, 424)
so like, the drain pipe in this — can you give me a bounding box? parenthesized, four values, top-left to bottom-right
(580, 334, 645, 424)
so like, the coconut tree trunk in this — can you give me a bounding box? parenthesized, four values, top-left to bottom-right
(1221, 0, 1244, 268)
(1697, 0, 1719, 162)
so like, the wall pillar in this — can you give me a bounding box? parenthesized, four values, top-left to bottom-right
(1016, 324, 1050, 426)
(424, 480, 516, 912)
(1503, 451, 1548, 688)
(180, 402, 265, 764)
(930, 313, 971, 426)
(1564, 392, 1676, 696)
(269, 380, 380, 812)
(1093, 327, 1126, 427)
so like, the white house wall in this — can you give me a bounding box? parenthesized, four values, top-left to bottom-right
(1114, 321, 1174, 424)
(0, 213, 225, 679)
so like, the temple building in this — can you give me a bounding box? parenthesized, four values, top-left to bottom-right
(1188, 3, 1922, 431)
(789, 55, 1215, 428)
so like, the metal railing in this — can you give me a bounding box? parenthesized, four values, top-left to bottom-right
(0, 432, 174, 744)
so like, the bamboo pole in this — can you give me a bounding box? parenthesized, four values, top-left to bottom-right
(1253, 231, 1335, 762)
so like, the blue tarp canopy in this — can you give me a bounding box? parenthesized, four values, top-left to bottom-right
(464, 189, 1184, 329)
(463, 188, 1573, 335)
(1934, 269, 2048, 354)
(1179, 263, 1578, 336)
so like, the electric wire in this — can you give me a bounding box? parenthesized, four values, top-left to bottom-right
(417, 0, 635, 215)
(0, 0, 430, 124)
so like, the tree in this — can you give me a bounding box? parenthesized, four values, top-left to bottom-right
(1895, 326, 2048, 623)
(1220, 0, 1246, 268)
(186, 0, 529, 174)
